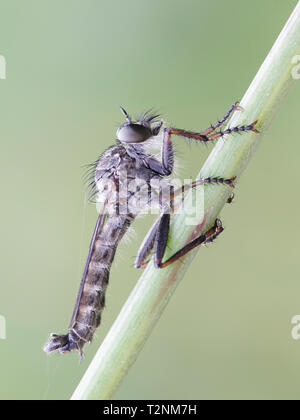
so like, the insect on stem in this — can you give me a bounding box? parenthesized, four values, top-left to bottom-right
(44, 104, 258, 356)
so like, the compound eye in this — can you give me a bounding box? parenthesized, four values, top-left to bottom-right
(117, 124, 152, 143)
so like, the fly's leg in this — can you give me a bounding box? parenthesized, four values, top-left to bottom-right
(158, 176, 235, 216)
(154, 215, 223, 269)
(201, 120, 259, 142)
(143, 103, 259, 177)
(134, 184, 174, 269)
(134, 217, 160, 268)
(135, 215, 224, 269)
(160, 103, 258, 174)
(162, 119, 259, 159)
(153, 176, 230, 268)
(135, 176, 234, 269)
(170, 176, 235, 201)
(200, 101, 242, 136)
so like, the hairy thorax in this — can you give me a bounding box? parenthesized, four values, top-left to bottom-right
(94, 144, 167, 216)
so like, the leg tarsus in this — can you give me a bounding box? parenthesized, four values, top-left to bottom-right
(155, 218, 224, 269)
(206, 119, 259, 141)
(136, 173, 233, 269)
(143, 104, 258, 177)
(165, 176, 236, 210)
(201, 101, 242, 136)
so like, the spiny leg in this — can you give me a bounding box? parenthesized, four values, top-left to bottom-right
(158, 176, 236, 214)
(135, 176, 234, 269)
(158, 115, 258, 176)
(154, 216, 224, 269)
(152, 177, 235, 268)
(143, 103, 258, 177)
(135, 183, 175, 269)
(170, 176, 235, 201)
(134, 217, 160, 268)
(200, 101, 242, 136)
(163, 119, 258, 146)
(205, 120, 259, 141)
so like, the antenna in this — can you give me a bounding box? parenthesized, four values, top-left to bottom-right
(119, 106, 131, 123)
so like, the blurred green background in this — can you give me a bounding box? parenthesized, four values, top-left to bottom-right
(0, 0, 299, 400)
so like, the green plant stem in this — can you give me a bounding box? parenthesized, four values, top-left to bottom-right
(71, 2, 300, 400)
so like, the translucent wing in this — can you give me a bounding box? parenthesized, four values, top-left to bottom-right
(69, 198, 109, 328)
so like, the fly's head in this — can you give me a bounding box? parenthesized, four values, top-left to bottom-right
(117, 106, 163, 144)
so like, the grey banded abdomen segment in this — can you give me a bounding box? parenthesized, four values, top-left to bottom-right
(44, 214, 134, 355)
(69, 216, 131, 352)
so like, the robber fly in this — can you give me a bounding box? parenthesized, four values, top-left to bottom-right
(44, 103, 258, 357)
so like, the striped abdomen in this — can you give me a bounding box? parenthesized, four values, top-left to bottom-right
(44, 213, 134, 356)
